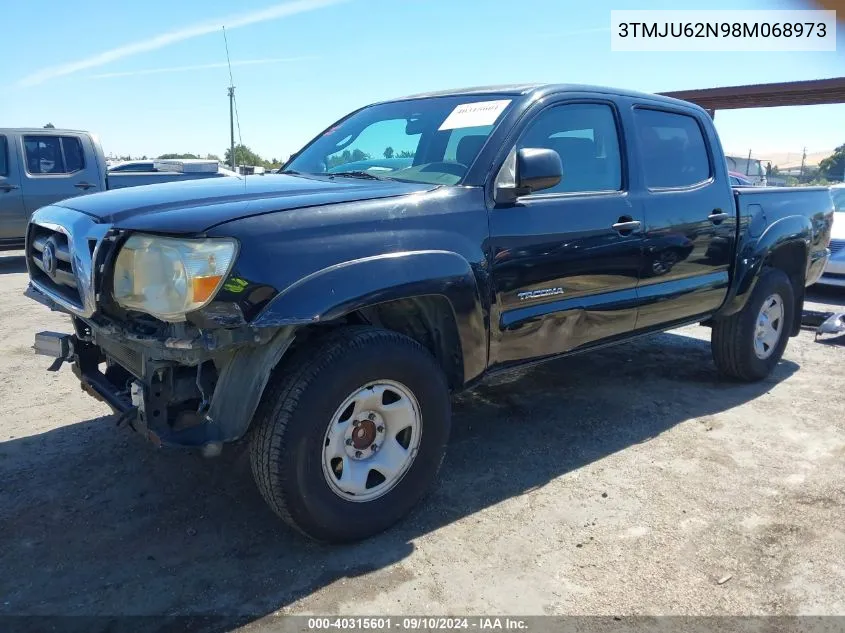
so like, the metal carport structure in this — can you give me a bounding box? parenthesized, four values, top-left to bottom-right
(659, 76, 845, 117)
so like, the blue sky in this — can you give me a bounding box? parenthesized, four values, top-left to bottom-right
(1, 0, 842, 164)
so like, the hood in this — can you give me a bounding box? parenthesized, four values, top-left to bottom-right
(57, 174, 436, 234)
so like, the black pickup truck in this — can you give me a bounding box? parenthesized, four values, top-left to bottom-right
(25, 84, 834, 542)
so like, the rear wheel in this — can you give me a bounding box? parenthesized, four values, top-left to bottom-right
(711, 267, 794, 381)
(250, 326, 451, 543)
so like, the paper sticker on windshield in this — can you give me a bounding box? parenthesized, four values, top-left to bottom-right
(438, 100, 512, 131)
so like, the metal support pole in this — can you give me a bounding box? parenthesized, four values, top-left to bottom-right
(228, 86, 236, 172)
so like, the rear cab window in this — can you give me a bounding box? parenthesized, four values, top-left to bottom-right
(23, 135, 85, 175)
(632, 109, 711, 189)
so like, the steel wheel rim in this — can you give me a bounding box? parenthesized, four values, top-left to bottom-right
(321, 380, 422, 503)
(754, 293, 784, 360)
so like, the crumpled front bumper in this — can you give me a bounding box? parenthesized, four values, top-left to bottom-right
(28, 283, 296, 451)
(33, 329, 210, 449)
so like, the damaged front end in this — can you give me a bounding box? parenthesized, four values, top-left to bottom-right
(24, 205, 294, 451)
(29, 284, 294, 450)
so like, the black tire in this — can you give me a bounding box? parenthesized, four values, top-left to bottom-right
(711, 267, 794, 382)
(249, 326, 451, 543)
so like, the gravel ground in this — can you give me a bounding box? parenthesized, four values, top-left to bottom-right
(1, 250, 844, 627)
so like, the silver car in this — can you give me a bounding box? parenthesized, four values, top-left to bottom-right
(818, 184, 845, 288)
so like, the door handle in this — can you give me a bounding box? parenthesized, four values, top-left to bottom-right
(0, 183, 19, 192)
(74, 182, 94, 190)
(611, 219, 642, 235)
(709, 210, 730, 224)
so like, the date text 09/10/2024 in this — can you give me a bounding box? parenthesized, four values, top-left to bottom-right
(306, 617, 529, 630)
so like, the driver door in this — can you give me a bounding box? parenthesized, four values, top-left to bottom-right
(488, 100, 646, 367)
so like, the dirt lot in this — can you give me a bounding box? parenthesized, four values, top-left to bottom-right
(1, 250, 844, 626)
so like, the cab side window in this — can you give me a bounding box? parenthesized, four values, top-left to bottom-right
(517, 103, 622, 194)
(23, 136, 85, 175)
(63, 137, 85, 173)
(632, 109, 711, 189)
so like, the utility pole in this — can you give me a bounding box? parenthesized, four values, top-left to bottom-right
(746, 149, 752, 176)
(799, 147, 807, 181)
(228, 86, 236, 172)
(223, 26, 237, 173)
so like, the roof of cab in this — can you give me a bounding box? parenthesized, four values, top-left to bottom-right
(0, 128, 92, 134)
(386, 83, 704, 112)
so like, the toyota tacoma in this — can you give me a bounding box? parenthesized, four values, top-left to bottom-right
(24, 84, 834, 542)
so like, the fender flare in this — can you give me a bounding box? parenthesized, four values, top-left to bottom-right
(718, 214, 811, 318)
(253, 250, 488, 382)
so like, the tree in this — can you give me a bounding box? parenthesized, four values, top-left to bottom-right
(818, 143, 845, 181)
(44, 123, 55, 129)
(396, 150, 415, 158)
(206, 153, 221, 161)
(383, 146, 394, 159)
(158, 153, 199, 160)
(224, 144, 269, 168)
(800, 165, 821, 184)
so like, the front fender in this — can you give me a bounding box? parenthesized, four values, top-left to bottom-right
(718, 214, 811, 317)
(253, 250, 488, 382)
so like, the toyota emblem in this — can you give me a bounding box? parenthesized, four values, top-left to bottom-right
(42, 241, 57, 278)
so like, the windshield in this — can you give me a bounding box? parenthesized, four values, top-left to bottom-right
(284, 95, 515, 185)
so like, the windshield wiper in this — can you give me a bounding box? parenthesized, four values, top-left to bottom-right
(328, 170, 387, 181)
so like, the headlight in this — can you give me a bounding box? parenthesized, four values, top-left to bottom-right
(112, 235, 237, 322)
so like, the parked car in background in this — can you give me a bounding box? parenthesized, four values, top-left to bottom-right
(831, 183, 845, 212)
(25, 83, 833, 542)
(0, 129, 239, 249)
(108, 160, 157, 172)
(726, 156, 767, 186)
(817, 183, 845, 288)
(235, 165, 266, 175)
(729, 171, 755, 187)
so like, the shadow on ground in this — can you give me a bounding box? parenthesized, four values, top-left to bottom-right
(0, 331, 798, 631)
(806, 285, 845, 310)
(0, 254, 26, 275)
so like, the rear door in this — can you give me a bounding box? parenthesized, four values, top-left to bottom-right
(488, 100, 646, 366)
(19, 132, 103, 215)
(630, 107, 736, 329)
(0, 133, 27, 242)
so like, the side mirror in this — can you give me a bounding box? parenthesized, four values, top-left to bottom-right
(495, 147, 562, 204)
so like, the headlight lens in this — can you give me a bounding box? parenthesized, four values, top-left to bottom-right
(112, 235, 237, 321)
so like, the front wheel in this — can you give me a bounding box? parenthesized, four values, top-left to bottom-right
(711, 267, 795, 382)
(250, 326, 451, 543)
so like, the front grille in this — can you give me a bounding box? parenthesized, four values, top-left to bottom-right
(829, 239, 845, 256)
(28, 225, 83, 307)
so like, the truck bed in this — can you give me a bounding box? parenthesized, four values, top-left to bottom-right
(733, 186, 834, 288)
